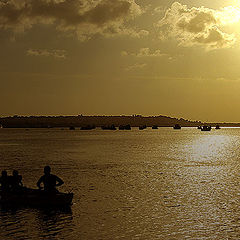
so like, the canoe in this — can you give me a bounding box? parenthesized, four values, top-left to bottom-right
(0, 188, 73, 207)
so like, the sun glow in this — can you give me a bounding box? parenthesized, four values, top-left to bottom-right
(218, 6, 240, 25)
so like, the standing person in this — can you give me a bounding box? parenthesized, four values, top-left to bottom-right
(0, 170, 10, 192)
(10, 170, 23, 191)
(37, 166, 64, 193)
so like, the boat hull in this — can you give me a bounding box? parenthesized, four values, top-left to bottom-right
(0, 189, 73, 207)
(173, 124, 181, 129)
(201, 126, 212, 131)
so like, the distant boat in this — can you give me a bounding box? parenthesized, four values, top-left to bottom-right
(101, 125, 116, 130)
(201, 126, 211, 131)
(139, 125, 147, 130)
(69, 126, 75, 130)
(119, 125, 131, 130)
(124, 124, 131, 130)
(152, 125, 158, 129)
(197, 126, 202, 129)
(173, 124, 181, 129)
(80, 125, 95, 130)
(215, 125, 221, 130)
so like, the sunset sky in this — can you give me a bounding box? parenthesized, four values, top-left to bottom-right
(1, 0, 240, 122)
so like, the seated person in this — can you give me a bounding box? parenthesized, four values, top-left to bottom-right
(0, 170, 10, 192)
(9, 170, 23, 191)
(37, 166, 64, 193)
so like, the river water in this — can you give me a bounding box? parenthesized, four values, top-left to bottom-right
(0, 128, 239, 239)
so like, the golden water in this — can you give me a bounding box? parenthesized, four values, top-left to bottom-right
(0, 128, 239, 239)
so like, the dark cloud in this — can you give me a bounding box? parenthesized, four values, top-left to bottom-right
(0, 0, 147, 40)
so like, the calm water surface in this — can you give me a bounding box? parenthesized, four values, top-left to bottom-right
(0, 128, 239, 239)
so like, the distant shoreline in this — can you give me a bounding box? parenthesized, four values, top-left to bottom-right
(1, 115, 240, 128)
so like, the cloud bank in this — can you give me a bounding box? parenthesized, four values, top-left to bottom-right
(157, 2, 237, 50)
(27, 49, 66, 59)
(0, 0, 147, 40)
(122, 48, 166, 57)
(125, 62, 146, 71)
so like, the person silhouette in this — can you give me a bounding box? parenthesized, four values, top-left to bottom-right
(10, 170, 23, 191)
(37, 166, 64, 193)
(0, 170, 10, 192)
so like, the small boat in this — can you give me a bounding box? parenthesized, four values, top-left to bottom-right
(101, 125, 116, 130)
(173, 124, 181, 130)
(197, 126, 202, 129)
(80, 125, 96, 130)
(124, 124, 131, 130)
(215, 125, 221, 130)
(152, 125, 158, 129)
(0, 188, 73, 207)
(139, 125, 147, 130)
(118, 125, 131, 130)
(201, 126, 211, 131)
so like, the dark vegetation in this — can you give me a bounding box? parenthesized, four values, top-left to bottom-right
(0, 115, 202, 128)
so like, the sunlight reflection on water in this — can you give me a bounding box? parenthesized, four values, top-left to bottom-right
(186, 135, 232, 162)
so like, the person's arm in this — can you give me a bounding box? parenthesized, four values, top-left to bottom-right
(19, 175, 23, 186)
(55, 176, 64, 186)
(37, 176, 44, 189)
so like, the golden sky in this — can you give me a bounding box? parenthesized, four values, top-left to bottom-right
(1, 0, 240, 121)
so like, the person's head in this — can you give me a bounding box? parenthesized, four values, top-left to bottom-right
(13, 170, 19, 176)
(44, 166, 51, 175)
(1, 170, 7, 177)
